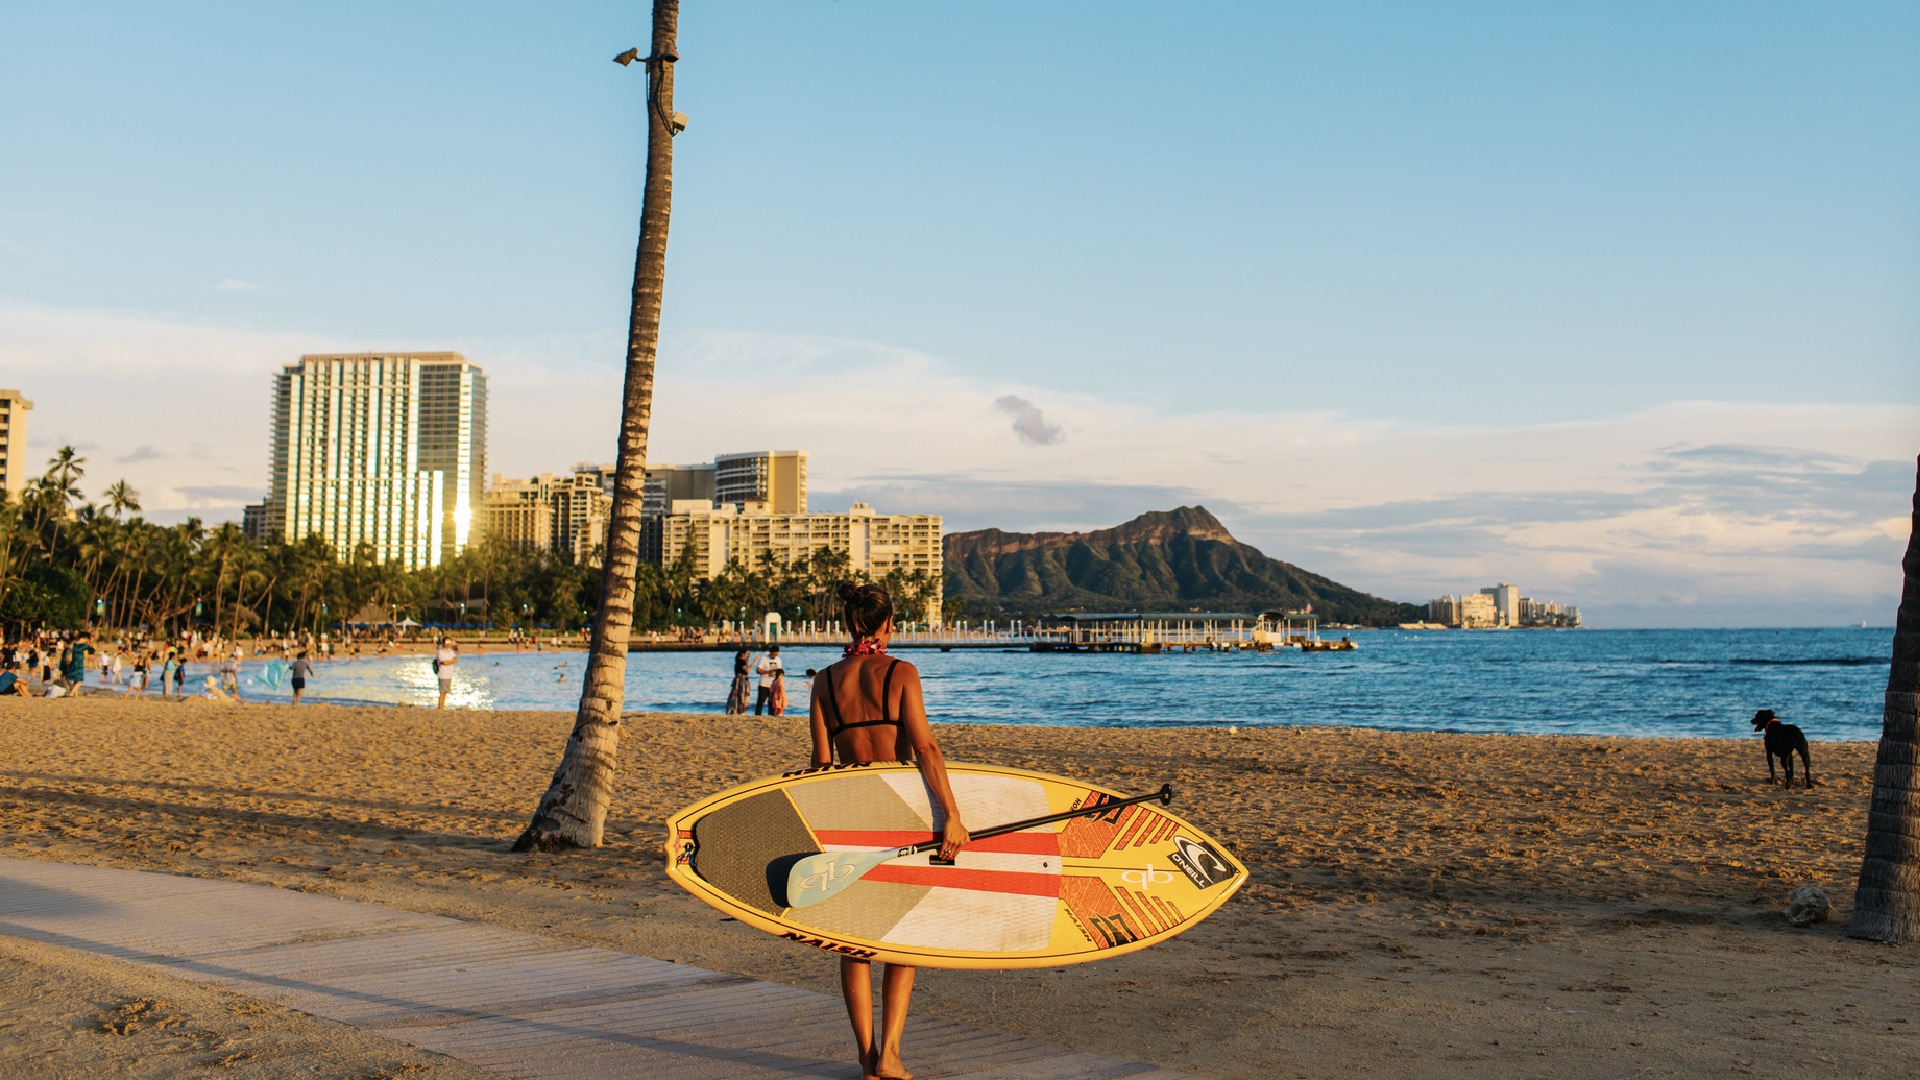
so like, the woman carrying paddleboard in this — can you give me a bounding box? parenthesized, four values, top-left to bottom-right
(811, 581, 969, 1080)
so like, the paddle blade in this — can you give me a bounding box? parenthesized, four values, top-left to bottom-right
(783, 849, 902, 909)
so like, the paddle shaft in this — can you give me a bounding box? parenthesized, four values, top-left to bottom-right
(907, 783, 1174, 856)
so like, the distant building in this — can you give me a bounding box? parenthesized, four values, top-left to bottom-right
(1480, 583, 1520, 627)
(1430, 584, 1580, 628)
(265, 352, 487, 569)
(481, 470, 613, 564)
(241, 502, 268, 542)
(714, 450, 806, 514)
(0, 388, 31, 499)
(1520, 597, 1582, 628)
(645, 501, 943, 621)
(642, 461, 716, 517)
(478, 480, 555, 553)
(1457, 592, 1498, 628)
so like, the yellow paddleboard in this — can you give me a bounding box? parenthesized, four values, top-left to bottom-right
(664, 761, 1247, 970)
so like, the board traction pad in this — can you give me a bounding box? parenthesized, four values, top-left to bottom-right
(690, 790, 818, 915)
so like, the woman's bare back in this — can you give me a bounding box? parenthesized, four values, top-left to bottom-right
(816, 654, 917, 764)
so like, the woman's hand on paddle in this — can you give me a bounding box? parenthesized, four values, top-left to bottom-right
(938, 818, 969, 861)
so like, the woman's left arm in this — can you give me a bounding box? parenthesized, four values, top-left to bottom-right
(807, 671, 833, 769)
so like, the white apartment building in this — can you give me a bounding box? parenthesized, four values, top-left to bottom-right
(0, 389, 30, 499)
(648, 501, 943, 620)
(266, 353, 486, 569)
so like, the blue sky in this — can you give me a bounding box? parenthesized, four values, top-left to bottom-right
(2, 2, 1916, 625)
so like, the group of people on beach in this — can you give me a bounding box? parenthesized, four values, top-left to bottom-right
(725, 644, 788, 716)
(0, 630, 96, 697)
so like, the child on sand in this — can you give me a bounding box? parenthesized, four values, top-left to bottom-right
(289, 651, 314, 705)
(809, 582, 968, 1080)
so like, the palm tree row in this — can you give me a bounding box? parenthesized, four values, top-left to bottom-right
(0, 446, 941, 639)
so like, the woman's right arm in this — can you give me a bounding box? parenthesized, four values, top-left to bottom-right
(897, 665, 968, 860)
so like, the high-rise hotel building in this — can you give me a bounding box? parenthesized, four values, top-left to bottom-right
(265, 353, 486, 569)
(0, 389, 30, 499)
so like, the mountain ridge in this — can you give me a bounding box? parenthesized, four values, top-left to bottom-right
(942, 506, 1420, 626)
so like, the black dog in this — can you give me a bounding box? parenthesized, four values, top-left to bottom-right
(1751, 709, 1814, 789)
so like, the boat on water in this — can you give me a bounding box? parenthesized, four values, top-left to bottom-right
(1299, 637, 1357, 652)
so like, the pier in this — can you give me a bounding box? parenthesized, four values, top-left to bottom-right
(613, 612, 1357, 654)
(1027, 611, 1348, 653)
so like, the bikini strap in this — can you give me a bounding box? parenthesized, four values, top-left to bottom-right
(882, 659, 900, 723)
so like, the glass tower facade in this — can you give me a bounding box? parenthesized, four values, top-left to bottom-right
(266, 353, 486, 569)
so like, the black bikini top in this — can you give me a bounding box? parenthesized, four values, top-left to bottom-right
(818, 658, 903, 748)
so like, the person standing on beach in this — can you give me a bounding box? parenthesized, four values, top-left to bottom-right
(769, 665, 788, 717)
(171, 652, 187, 698)
(434, 639, 458, 709)
(725, 649, 751, 714)
(60, 634, 91, 692)
(289, 651, 314, 704)
(755, 645, 783, 716)
(157, 652, 175, 699)
(221, 648, 242, 697)
(809, 582, 968, 1080)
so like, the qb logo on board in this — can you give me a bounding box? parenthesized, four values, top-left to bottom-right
(1169, 836, 1231, 889)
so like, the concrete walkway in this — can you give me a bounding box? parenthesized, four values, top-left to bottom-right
(0, 859, 1190, 1079)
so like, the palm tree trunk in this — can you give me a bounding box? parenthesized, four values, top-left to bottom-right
(1850, 456, 1920, 941)
(514, 0, 679, 852)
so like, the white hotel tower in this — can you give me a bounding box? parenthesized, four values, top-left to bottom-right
(265, 353, 486, 569)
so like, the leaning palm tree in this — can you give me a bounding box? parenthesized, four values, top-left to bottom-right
(1850, 456, 1920, 941)
(514, 0, 682, 852)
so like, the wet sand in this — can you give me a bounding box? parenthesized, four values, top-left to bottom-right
(0, 696, 1912, 1078)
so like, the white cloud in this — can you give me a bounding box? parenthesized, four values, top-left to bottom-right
(215, 278, 262, 291)
(2, 307, 1913, 626)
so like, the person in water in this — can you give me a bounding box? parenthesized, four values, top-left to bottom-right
(808, 581, 968, 1080)
(725, 648, 751, 715)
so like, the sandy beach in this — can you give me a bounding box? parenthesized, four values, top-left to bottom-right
(1, 696, 1912, 1078)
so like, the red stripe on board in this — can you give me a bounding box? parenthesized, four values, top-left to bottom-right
(864, 864, 1062, 897)
(813, 831, 1060, 856)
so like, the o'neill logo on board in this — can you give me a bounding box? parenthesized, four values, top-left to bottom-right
(1169, 836, 1231, 889)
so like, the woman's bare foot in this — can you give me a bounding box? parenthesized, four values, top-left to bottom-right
(872, 1048, 912, 1080)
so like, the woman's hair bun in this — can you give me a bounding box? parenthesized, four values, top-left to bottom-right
(839, 580, 895, 638)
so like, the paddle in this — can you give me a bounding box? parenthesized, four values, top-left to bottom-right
(782, 783, 1173, 909)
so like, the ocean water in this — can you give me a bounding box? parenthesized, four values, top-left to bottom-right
(197, 627, 1895, 741)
